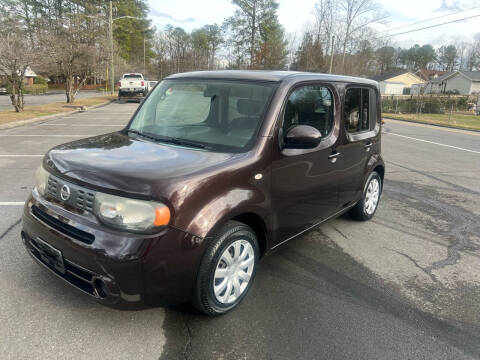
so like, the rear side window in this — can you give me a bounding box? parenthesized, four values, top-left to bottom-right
(283, 85, 334, 137)
(345, 87, 377, 133)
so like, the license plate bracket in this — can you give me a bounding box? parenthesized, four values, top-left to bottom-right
(33, 237, 66, 274)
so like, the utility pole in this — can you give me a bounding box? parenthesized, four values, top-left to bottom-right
(328, 35, 335, 74)
(109, 0, 114, 95)
(143, 37, 146, 76)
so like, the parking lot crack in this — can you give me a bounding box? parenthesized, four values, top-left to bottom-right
(330, 225, 349, 240)
(392, 249, 439, 283)
(182, 315, 193, 360)
(0, 218, 21, 241)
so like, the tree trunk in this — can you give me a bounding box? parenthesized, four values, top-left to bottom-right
(250, 0, 257, 68)
(9, 78, 24, 112)
(65, 76, 75, 103)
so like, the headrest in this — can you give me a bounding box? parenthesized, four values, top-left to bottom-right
(237, 99, 263, 116)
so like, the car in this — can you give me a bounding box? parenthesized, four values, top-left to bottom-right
(118, 73, 147, 101)
(22, 70, 385, 315)
(0, 85, 8, 95)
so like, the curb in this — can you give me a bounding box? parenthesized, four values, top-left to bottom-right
(0, 99, 116, 130)
(383, 117, 480, 133)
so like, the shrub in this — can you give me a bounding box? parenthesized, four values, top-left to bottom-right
(34, 75, 48, 85)
(24, 84, 48, 94)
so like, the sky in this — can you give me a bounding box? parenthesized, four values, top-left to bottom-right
(147, 0, 480, 48)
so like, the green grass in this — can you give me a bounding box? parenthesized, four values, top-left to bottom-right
(0, 95, 116, 126)
(383, 112, 480, 131)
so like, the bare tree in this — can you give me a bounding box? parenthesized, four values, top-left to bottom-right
(338, 0, 385, 72)
(0, 20, 35, 112)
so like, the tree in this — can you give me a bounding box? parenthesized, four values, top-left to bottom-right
(337, 0, 384, 72)
(225, 0, 285, 69)
(291, 31, 325, 72)
(0, 11, 35, 112)
(437, 45, 458, 72)
(466, 33, 480, 71)
(376, 46, 396, 73)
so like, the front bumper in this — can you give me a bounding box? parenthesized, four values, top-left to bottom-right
(22, 191, 206, 309)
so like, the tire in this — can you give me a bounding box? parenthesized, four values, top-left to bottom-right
(349, 171, 382, 221)
(192, 220, 259, 316)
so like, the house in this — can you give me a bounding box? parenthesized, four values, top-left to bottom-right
(433, 71, 480, 95)
(23, 67, 37, 85)
(0, 66, 37, 86)
(370, 71, 425, 95)
(415, 69, 447, 81)
(423, 72, 452, 94)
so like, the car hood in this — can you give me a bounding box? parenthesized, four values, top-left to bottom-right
(46, 132, 242, 199)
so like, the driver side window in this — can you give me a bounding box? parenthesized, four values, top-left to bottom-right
(283, 85, 334, 138)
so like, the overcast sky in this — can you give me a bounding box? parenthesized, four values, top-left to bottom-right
(147, 0, 480, 48)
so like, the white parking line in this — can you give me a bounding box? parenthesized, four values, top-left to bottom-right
(39, 124, 123, 127)
(0, 155, 43, 158)
(0, 135, 85, 137)
(0, 202, 24, 206)
(386, 132, 480, 154)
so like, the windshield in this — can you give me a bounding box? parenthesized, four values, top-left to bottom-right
(127, 79, 276, 152)
(124, 74, 142, 79)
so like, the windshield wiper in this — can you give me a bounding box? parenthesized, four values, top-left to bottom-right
(158, 136, 207, 149)
(127, 129, 207, 149)
(127, 129, 159, 141)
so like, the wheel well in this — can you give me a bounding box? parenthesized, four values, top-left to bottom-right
(373, 165, 385, 181)
(232, 213, 267, 257)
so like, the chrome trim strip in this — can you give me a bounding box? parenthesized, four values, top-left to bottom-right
(271, 204, 356, 250)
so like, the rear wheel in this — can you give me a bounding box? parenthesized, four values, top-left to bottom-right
(349, 171, 382, 221)
(192, 221, 259, 316)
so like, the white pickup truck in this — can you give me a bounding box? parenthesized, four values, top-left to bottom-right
(118, 73, 147, 100)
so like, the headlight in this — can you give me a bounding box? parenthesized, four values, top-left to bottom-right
(34, 166, 50, 196)
(94, 192, 170, 233)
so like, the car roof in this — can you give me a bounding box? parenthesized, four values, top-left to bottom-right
(165, 70, 378, 86)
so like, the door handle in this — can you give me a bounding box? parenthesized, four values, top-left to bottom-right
(364, 142, 373, 151)
(328, 151, 341, 163)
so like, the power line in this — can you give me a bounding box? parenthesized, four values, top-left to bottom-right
(380, 14, 480, 38)
(379, 5, 480, 34)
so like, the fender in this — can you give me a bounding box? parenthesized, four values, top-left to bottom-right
(183, 187, 271, 242)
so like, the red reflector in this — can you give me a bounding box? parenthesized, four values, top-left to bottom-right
(141, 81, 144, 86)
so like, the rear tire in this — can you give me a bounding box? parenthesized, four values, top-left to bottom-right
(349, 171, 382, 221)
(192, 221, 259, 316)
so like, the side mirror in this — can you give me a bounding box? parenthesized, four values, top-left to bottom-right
(283, 125, 321, 149)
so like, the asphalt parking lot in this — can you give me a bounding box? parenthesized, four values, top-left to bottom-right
(1, 103, 479, 359)
(0, 90, 102, 111)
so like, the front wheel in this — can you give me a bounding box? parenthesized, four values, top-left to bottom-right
(349, 171, 382, 221)
(192, 221, 259, 316)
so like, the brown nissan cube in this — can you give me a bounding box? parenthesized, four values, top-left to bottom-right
(22, 71, 384, 315)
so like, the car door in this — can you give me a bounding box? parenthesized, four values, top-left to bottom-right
(336, 86, 381, 207)
(270, 83, 342, 242)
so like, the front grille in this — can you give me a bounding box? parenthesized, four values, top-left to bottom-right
(31, 205, 95, 244)
(76, 189, 95, 212)
(47, 175, 96, 213)
(28, 235, 96, 296)
(47, 176, 58, 197)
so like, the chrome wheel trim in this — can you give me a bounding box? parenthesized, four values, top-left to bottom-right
(213, 239, 255, 305)
(364, 178, 380, 215)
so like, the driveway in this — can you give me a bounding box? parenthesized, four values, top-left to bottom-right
(0, 106, 479, 359)
(0, 90, 103, 111)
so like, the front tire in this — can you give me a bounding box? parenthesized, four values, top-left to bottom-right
(349, 171, 382, 221)
(192, 221, 259, 316)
